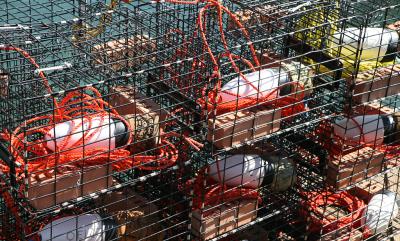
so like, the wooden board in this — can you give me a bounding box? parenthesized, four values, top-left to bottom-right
(351, 64, 400, 103)
(110, 86, 168, 150)
(191, 200, 258, 240)
(95, 188, 164, 241)
(207, 107, 280, 149)
(327, 147, 384, 189)
(28, 165, 113, 210)
(92, 35, 156, 71)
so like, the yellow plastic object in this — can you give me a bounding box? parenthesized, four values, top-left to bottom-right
(294, 0, 395, 77)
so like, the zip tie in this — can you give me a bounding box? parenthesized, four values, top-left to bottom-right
(0, 24, 30, 31)
(289, 1, 312, 13)
(34, 62, 72, 76)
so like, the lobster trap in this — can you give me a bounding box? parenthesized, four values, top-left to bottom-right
(0, 2, 206, 240)
(0, 0, 400, 240)
(186, 0, 400, 240)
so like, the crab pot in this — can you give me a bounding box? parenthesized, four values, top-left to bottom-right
(109, 85, 168, 150)
(92, 35, 156, 71)
(191, 199, 258, 240)
(326, 147, 384, 190)
(28, 165, 113, 210)
(207, 106, 281, 149)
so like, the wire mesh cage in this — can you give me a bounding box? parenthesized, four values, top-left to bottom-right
(0, 2, 206, 240)
(182, 0, 400, 240)
(1, 0, 400, 241)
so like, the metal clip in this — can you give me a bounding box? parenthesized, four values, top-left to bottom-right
(34, 62, 72, 76)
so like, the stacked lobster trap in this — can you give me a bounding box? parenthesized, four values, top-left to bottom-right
(201, 0, 400, 240)
(0, 0, 400, 240)
(0, 1, 206, 240)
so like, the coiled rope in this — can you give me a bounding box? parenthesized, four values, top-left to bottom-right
(300, 191, 367, 239)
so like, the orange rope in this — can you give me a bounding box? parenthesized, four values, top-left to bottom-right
(0, 46, 60, 117)
(300, 191, 366, 237)
(187, 168, 261, 210)
(0, 45, 204, 176)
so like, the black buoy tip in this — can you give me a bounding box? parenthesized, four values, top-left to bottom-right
(113, 118, 130, 148)
(278, 74, 292, 96)
(102, 215, 120, 240)
(262, 161, 275, 187)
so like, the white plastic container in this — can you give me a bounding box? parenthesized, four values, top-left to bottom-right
(209, 154, 268, 189)
(332, 28, 398, 61)
(333, 115, 385, 146)
(208, 154, 296, 191)
(220, 68, 289, 103)
(39, 214, 118, 241)
(362, 191, 399, 235)
(45, 116, 129, 152)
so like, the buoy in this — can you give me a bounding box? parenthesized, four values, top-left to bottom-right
(38, 214, 119, 241)
(333, 114, 397, 146)
(220, 68, 290, 103)
(208, 154, 296, 191)
(362, 191, 399, 235)
(331, 28, 399, 61)
(45, 116, 129, 152)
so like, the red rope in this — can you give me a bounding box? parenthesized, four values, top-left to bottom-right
(186, 168, 261, 210)
(300, 191, 366, 238)
(0, 45, 204, 175)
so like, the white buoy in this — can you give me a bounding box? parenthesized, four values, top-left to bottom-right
(45, 116, 129, 152)
(220, 68, 290, 103)
(362, 191, 399, 235)
(208, 154, 296, 191)
(39, 214, 118, 241)
(333, 115, 385, 146)
(332, 28, 398, 61)
(209, 154, 269, 189)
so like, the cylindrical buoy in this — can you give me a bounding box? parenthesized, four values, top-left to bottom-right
(208, 154, 296, 191)
(362, 191, 399, 235)
(331, 28, 399, 61)
(38, 214, 119, 241)
(333, 114, 398, 146)
(209, 154, 270, 189)
(220, 68, 290, 103)
(45, 116, 129, 152)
